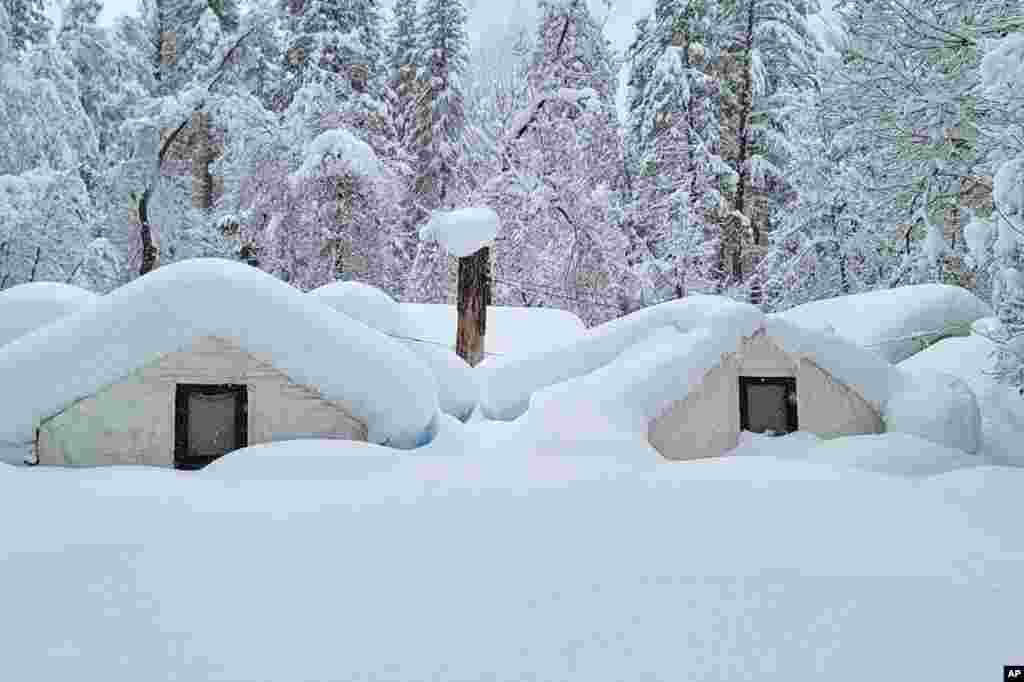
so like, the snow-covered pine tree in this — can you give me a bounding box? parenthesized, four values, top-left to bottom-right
(625, 0, 729, 301)
(830, 0, 1017, 289)
(2, 0, 51, 53)
(975, 28, 1024, 393)
(386, 0, 420, 149)
(410, 0, 469, 210)
(759, 80, 889, 310)
(714, 0, 819, 300)
(401, 0, 470, 303)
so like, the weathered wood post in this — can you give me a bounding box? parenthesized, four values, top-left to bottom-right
(456, 245, 491, 367)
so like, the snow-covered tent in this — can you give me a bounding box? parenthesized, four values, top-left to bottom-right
(488, 296, 981, 460)
(774, 284, 992, 363)
(309, 281, 479, 421)
(0, 259, 439, 467)
(0, 282, 99, 347)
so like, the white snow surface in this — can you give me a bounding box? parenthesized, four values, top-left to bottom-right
(1, 416, 1022, 681)
(900, 334, 1024, 465)
(309, 280, 411, 337)
(775, 285, 992, 362)
(418, 206, 500, 258)
(310, 281, 479, 420)
(401, 302, 586, 359)
(0, 259, 439, 462)
(0, 281, 99, 347)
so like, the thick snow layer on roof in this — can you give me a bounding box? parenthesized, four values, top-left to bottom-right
(0, 281, 99, 347)
(418, 207, 500, 258)
(775, 285, 992, 363)
(899, 334, 1024, 465)
(0, 259, 439, 462)
(310, 282, 479, 420)
(401, 303, 586, 359)
(482, 296, 756, 420)
(309, 280, 412, 336)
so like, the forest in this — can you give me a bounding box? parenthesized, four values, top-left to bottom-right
(1, 0, 1022, 389)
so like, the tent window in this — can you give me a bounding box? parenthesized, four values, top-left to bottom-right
(174, 384, 247, 470)
(739, 376, 797, 436)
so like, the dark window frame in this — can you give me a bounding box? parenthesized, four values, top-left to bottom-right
(174, 383, 248, 470)
(738, 376, 798, 435)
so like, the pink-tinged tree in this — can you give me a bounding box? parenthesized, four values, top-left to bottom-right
(478, 0, 636, 326)
(214, 84, 405, 294)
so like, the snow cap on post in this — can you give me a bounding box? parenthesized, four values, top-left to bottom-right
(418, 207, 500, 258)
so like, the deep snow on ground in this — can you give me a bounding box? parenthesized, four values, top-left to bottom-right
(2, 419, 1023, 681)
(2, 281, 1023, 680)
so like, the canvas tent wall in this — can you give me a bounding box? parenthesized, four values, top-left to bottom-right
(649, 331, 885, 461)
(0, 259, 440, 466)
(36, 336, 367, 467)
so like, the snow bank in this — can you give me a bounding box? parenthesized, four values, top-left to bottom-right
(0, 259, 439, 462)
(0, 281, 99, 347)
(482, 296, 758, 420)
(805, 433, 977, 478)
(775, 285, 992, 362)
(199, 439, 402, 481)
(1, 430, 1022, 681)
(401, 302, 586, 359)
(886, 369, 982, 454)
(418, 207, 500, 258)
(310, 281, 479, 420)
(899, 334, 1024, 465)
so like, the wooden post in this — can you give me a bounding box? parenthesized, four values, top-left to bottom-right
(455, 246, 490, 367)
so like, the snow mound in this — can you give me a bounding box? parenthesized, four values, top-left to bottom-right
(775, 285, 992, 363)
(0, 259, 439, 462)
(886, 369, 982, 454)
(0, 281, 99, 347)
(199, 439, 402, 481)
(401, 303, 585, 359)
(418, 207, 500, 258)
(311, 282, 479, 420)
(482, 295, 757, 421)
(898, 334, 1024, 465)
(806, 433, 977, 478)
(309, 280, 411, 336)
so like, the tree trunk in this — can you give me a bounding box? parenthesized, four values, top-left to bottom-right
(733, 1, 756, 286)
(191, 111, 214, 209)
(456, 246, 490, 367)
(138, 190, 159, 276)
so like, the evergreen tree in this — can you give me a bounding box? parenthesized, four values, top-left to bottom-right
(625, 0, 730, 301)
(1, 0, 51, 53)
(715, 0, 820, 299)
(411, 0, 469, 209)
